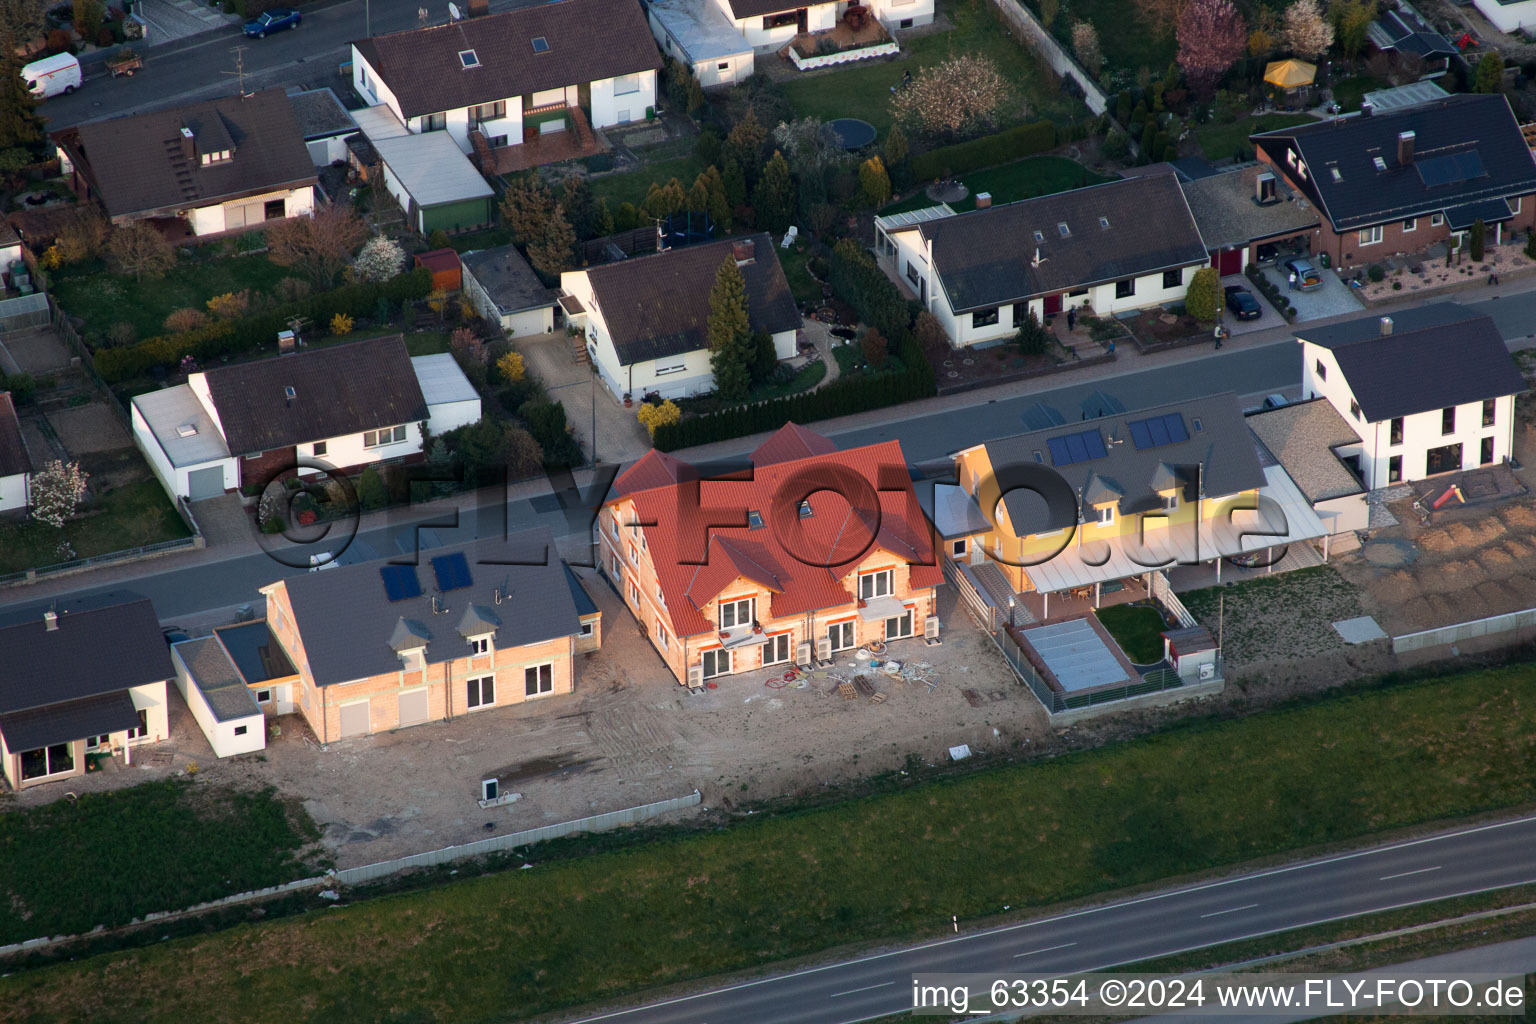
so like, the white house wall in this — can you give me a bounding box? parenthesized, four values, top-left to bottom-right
(871, 0, 935, 26)
(127, 681, 171, 746)
(1314, 491, 1369, 538)
(589, 72, 657, 128)
(503, 306, 554, 337)
(426, 398, 482, 437)
(129, 402, 237, 504)
(295, 422, 424, 476)
(171, 649, 265, 759)
(0, 471, 27, 512)
(713, 0, 837, 50)
(184, 187, 315, 237)
(647, 12, 754, 86)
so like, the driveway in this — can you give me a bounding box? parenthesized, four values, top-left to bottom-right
(1219, 274, 1286, 336)
(517, 333, 651, 465)
(1262, 265, 1364, 322)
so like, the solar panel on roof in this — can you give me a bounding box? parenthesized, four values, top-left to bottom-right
(1416, 151, 1484, 189)
(1046, 429, 1106, 466)
(381, 565, 422, 602)
(1128, 413, 1189, 450)
(431, 552, 473, 592)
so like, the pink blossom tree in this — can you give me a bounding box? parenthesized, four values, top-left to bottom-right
(1177, 0, 1247, 98)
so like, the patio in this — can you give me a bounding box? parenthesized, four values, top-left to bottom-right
(1261, 264, 1364, 321)
(789, 15, 891, 59)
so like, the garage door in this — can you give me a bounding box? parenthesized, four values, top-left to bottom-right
(339, 701, 370, 738)
(398, 689, 429, 727)
(186, 466, 224, 502)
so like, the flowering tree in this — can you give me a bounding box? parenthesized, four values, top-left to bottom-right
(636, 399, 681, 437)
(890, 55, 1011, 141)
(30, 459, 88, 529)
(1281, 0, 1333, 58)
(353, 234, 406, 282)
(1072, 21, 1104, 79)
(1177, 0, 1247, 98)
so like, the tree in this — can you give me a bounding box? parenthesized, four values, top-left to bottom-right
(107, 222, 175, 281)
(1185, 266, 1220, 323)
(1072, 21, 1104, 79)
(860, 327, 889, 369)
(164, 308, 207, 333)
(890, 54, 1011, 141)
(497, 350, 526, 382)
(527, 203, 577, 277)
(643, 177, 687, 220)
(1040, 0, 1059, 26)
(55, 211, 108, 265)
(560, 172, 597, 240)
(0, 1, 46, 162)
(267, 206, 366, 287)
(1015, 311, 1049, 355)
(1330, 0, 1374, 60)
(1176, 0, 1247, 98)
(772, 117, 837, 176)
(353, 234, 405, 282)
(882, 123, 909, 171)
(205, 290, 250, 320)
(30, 459, 88, 529)
(74, 0, 104, 38)
(753, 151, 797, 234)
(0, 0, 48, 55)
(751, 331, 777, 385)
(722, 157, 748, 208)
(724, 108, 767, 180)
(1475, 51, 1506, 93)
(500, 174, 557, 243)
(707, 256, 753, 402)
(914, 310, 950, 354)
(1134, 0, 1192, 33)
(1281, 0, 1332, 58)
(701, 164, 732, 230)
(686, 175, 711, 216)
(636, 399, 681, 437)
(858, 155, 892, 208)
(1470, 218, 1486, 262)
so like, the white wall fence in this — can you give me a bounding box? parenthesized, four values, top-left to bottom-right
(1392, 607, 1536, 654)
(0, 790, 701, 958)
(788, 40, 900, 71)
(1150, 571, 1197, 628)
(986, 0, 1108, 115)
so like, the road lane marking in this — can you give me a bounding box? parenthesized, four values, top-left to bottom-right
(1014, 942, 1078, 958)
(1200, 903, 1259, 918)
(1380, 866, 1441, 881)
(831, 982, 894, 998)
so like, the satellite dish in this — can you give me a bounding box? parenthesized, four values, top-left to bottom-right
(448, 2, 462, 18)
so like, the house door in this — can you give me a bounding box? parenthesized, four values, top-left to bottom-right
(796, 7, 808, 32)
(339, 700, 370, 738)
(186, 466, 223, 501)
(1218, 248, 1242, 275)
(1425, 443, 1463, 476)
(1042, 293, 1062, 316)
(827, 620, 855, 652)
(398, 689, 429, 727)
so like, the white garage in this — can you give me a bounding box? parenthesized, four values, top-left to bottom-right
(171, 637, 266, 758)
(131, 385, 237, 503)
(412, 354, 483, 437)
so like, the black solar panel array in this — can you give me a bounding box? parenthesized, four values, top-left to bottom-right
(1128, 413, 1190, 450)
(381, 565, 422, 602)
(1047, 429, 1108, 466)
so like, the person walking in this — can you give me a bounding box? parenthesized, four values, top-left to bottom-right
(1288, 270, 1298, 291)
(1066, 307, 1077, 332)
(1213, 322, 1227, 350)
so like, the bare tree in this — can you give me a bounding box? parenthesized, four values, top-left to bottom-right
(1177, 0, 1247, 98)
(267, 206, 367, 288)
(890, 55, 1011, 141)
(1072, 21, 1104, 79)
(1281, 0, 1333, 59)
(1134, 0, 1191, 36)
(107, 221, 175, 281)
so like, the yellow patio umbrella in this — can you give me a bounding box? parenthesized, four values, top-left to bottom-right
(1264, 58, 1316, 90)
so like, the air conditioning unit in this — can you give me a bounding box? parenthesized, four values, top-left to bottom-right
(815, 637, 832, 662)
(1198, 662, 1216, 681)
(795, 642, 812, 667)
(481, 778, 499, 802)
(924, 616, 941, 640)
(686, 663, 704, 688)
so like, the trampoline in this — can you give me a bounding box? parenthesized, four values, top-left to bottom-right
(825, 118, 876, 150)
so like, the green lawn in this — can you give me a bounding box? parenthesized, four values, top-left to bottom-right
(0, 478, 190, 574)
(882, 155, 1109, 215)
(1028, 0, 1177, 78)
(777, 245, 823, 306)
(676, 359, 827, 414)
(5, 661, 1533, 1021)
(1331, 75, 1389, 113)
(1194, 111, 1314, 163)
(778, 0, 1086, 137)
(589, 154, 706, 210)
(0, 779, 325, 945)
(1094, 603, 1169, 664)
(50, 253, 292, 342)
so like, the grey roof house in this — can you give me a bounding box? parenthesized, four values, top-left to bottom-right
(286, 86, 358, 166)
(0, 592, 174, 790)
(461, 244, 559, 337)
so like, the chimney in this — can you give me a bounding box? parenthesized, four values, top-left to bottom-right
(179, 125, 196, 162)
(43, 609, 57, 631)
(1380, 316, 1394, 336)
(731, 239, 755, 265)
(1255, 172, 1277, 205)
(1397, 130, 1416, 166)
(974, 192, 992, 209)
(277, 329, 296, 354)
(1359, 100, 1374, 118)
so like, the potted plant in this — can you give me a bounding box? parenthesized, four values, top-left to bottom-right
(752, 621, 763, 634)
(623, 392, 633, 408)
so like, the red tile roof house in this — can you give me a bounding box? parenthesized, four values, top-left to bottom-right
(0, 391, 35, 513)
(129, 335, 481, 503)
(258, 530, 601, 741)
(349, 0, 661, 175)
(51, 88, 318, 239)
(599, 422, 944, 687)
(0, 592, 174, 791)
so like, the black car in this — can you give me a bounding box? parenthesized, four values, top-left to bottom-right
(1224, 284, 1262, 321)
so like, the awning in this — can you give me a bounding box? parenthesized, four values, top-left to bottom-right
(0, 691, 140, 752)
(1442, 199, 1514, 231)
(858, 596, 908, 622)
(916, 481, 991, 539)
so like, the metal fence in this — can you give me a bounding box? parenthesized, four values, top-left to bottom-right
(0, 536, 202, 587)
(995, 624, 1199, 715)
(943, 557, 997, 633)
(0, 292, 49, 334)
(1392, 606, 1536, 653)
(1150, 570, 1197, 628)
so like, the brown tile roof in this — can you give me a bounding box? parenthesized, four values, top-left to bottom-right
(751, 422, 837, 466)
(53, 88, 317, 221)
(724, 0, 804, 17)
(203, 335, 428, 456)
(584, 233, 801, 365)
(1246, 399, 1363, 503)
(0, 392, 32, 479)
(609, 431, 944, 638)
(351, 0, 662, 120)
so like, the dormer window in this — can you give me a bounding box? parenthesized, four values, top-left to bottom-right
(468, 636, 490, 655)
(798, 499, 813, 518)
(458, 49, 480, 68)
(200, 149, 231, 166)
(531, 35, 550, 53)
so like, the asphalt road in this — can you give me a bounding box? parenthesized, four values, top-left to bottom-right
(564, 815, 1536, 1024)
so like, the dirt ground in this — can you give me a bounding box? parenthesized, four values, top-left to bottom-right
(0, 326, 73, 376)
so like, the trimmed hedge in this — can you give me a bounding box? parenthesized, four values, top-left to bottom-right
(910, 121, 1058, 182)
(94, 268, 434, 383)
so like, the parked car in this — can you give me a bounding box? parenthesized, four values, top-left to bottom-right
(1254, 242, 1280, 267)
(244, 7, 301, 37)
(1224, 284, 1262, 321)
(1283, 257, 1323, 291)
(1262, 394, 1289, 410)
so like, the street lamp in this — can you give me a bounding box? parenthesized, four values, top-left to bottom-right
(1007, 595, 1015, 628)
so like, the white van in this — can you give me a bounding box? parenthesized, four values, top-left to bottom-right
(21, 53, 82, 99)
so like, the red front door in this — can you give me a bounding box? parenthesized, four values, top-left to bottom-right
(1218, 248, 1242, 275)
(1043, 293, 1063, 315)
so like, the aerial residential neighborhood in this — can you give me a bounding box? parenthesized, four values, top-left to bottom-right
(2, 0, 1536, 1017)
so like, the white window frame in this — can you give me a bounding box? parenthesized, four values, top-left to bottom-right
(1402, 218, 1417, 233)
(19, 743, 75, 780)
(885, 608, 914, 640)
(613, 73, 642, 96)
(655, 621, 669, 650)
(255, 688, 273, 705)
(627, 578, 640, 606)
(701, 648, 730, 679)
(1430, 213, 1444, 227)
(579, 620, 595, 638)
(718, 596, 754, 629)
(827, 619, 856, 652)
(524, 663, 553, 697)
(1094, 505, 1115, 526)
(125, 709, 149, 741)
(655, 359, 687, 376)
(363, 425, 406, 448)
(1161, 492, 1178, 512)
(762, 632, 792, 665)
(468, 636, 490, 656)
(1358, 225, 1383, 246)
(466, 674, 495, 709)
(858, 569, 894, 600)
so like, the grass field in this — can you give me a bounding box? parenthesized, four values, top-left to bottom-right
(1194, 111, 1313, 163)
(5, 661, 1534, 1023)
(1094, 603, 1168, 664)
(589, 154, 706, 210)
(1331, 75, 1389, 113)
(50, 252, 291, 341)
(882, 155, 1108, 215)
(0, 779, 324, 945)
(0, 478, 190, 574)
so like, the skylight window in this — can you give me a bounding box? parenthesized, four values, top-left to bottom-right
(747, 509, 765, 529)
(1330, 167, 1342, 183)
(1098, 216, 1110, 229)
(531, 36, 550, 53)
(459, 49, 480, 68)
(176, 422, 198, 437)
(1057, 222, 1070, 237)
(798, 499, 813, 518)
(1372, 156, 1387, 172)
(1032, 230, 1044, 243)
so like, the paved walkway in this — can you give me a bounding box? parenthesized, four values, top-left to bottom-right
(518, 332, 651, 465)
(137, 0, 242, 44)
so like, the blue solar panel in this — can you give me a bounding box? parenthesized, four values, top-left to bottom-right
(381, 565, 422, 602)
(1128, 413, 1189, 450)
(431, 552, 473, 592)
(1417, 151, 1485, 189)
(1046, 429, 1106, 466)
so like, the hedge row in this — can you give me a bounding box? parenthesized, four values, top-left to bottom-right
(910, 120, 1058, 182)
(94, 268, 434, 383)
(652, 332, 934, 452)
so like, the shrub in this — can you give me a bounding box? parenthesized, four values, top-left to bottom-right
(330, 312, 354, 335)
(107, 322, 136, 348)
(909, 121, 1057, 182)
(1184, 267, 1220, 323)
(427, 229, 451, 249)
(31, 460, 89, 529)
(496, 351, 526, 384)
(356, 466, 387, 511)
(163, 308, 208, 333)
(353, 235, 406, 283)
(205, 290, 250, 320)
(2, 372, 38, 405)
(636, 399, 681, 437)
(518, 399, 585, 470)
(1367, 263, 1385, 283)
